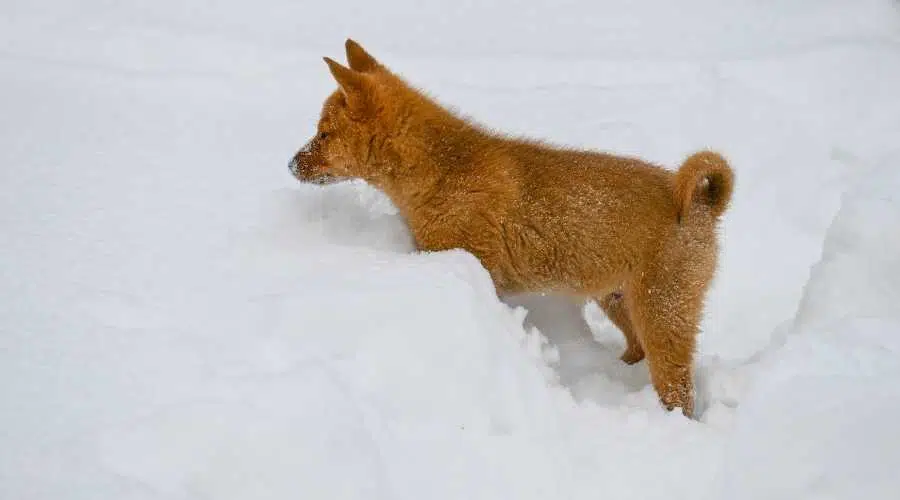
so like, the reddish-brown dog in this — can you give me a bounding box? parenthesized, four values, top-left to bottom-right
(290, 39, 734, 416)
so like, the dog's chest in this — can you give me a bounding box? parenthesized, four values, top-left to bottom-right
(407, 202, 501, 254)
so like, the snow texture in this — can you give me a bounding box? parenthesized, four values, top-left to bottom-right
(1, 1, 899, 499)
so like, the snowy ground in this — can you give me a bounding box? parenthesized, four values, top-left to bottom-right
(2, 1, 900, 499)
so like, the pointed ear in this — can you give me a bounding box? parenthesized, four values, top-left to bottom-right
(323, 57, 372, 113)
(345, 39, 380, 72)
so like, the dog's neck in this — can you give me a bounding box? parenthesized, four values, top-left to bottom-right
(369, 110, 491, 220)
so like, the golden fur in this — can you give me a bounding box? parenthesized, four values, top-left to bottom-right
(289, 39, 735, 416)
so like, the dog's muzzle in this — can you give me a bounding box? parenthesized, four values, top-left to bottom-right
(288, 138, 314, 176)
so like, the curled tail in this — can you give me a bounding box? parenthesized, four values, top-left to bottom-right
(673, 150, 734, 223)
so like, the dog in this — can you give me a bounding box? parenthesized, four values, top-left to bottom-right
(289, 39, 734, 417)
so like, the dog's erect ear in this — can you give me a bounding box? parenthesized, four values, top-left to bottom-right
(345, 39, 380, 72)
(324, 57, 373, 114)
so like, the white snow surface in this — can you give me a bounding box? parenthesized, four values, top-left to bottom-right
(2, 1, 900, 499)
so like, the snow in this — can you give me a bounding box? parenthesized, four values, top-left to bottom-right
(2, 1, 900, 499)
(714, 163, 900, 500)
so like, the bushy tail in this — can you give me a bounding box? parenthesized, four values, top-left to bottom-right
(673, 150, 734, 223)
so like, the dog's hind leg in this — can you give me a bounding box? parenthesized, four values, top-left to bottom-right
(627, 258, 708, 417)
(597, 291, 644, 364)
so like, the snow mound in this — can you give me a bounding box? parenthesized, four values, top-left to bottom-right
(714, 163, 900, 499)
(94, 249, 569, 500)
(794, 164, 900, 330)
(716, 316, 900, 500)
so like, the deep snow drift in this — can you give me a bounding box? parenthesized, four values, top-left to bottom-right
(2, 1, 900, 499)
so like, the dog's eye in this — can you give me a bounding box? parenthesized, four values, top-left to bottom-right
(318, 131, 329, 140)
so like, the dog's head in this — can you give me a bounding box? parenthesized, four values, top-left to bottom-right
(288, 39, 409, 185)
